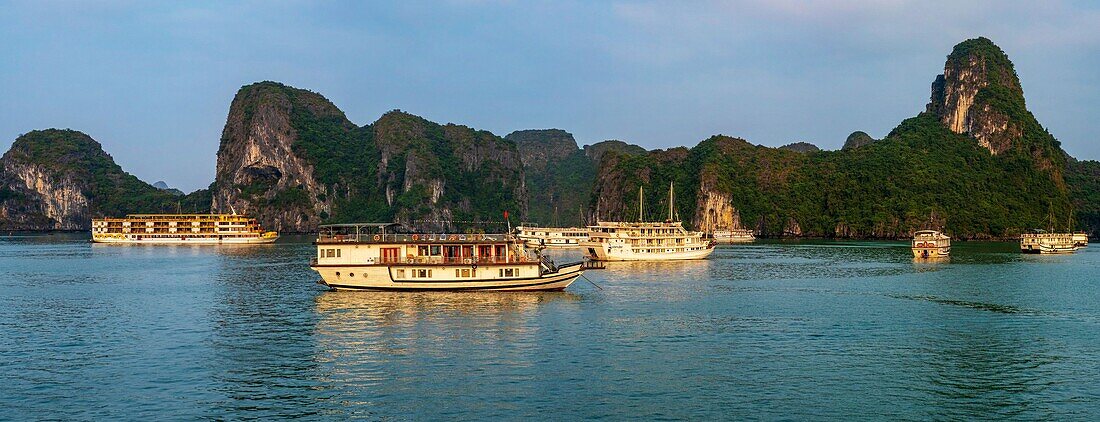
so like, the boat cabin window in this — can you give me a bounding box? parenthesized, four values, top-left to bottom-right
(455, 269, 475, 278)
(500, 268, 516, 278)
(430, 246, 442, 256)
(396, 269, 405, 278)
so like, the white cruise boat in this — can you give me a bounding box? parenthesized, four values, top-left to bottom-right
(712, 228, 755, 243)
(912, 230, 950, 258)
(1072, 232, 1089, 248)
(515, 226, 590, 248)
(309, 223, 584, 291)
(91, 214, 278, 244)
(582, 184, 714, 262)
(1020, 230, 1078, 254)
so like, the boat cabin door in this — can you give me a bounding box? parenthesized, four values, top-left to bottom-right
(380, 247, 400, 263)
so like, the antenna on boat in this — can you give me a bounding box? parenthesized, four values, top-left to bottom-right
(668, 181, 674, 222)
(638, 186, 645, 222)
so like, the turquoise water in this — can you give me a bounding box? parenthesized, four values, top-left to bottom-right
(2, 234, 1098, 420)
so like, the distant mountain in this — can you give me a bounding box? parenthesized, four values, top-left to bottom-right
(152, 181, 184, 196)
(779, 142, 821, 154)
(842, 131, 876, 151)
(589, 37, 1085, 239)
(0, 130, 209, 230)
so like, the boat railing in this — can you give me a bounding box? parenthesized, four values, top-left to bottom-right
(312, 256, 538, 265)
(316, 233, 509, 244)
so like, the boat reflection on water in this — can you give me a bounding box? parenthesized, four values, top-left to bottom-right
(912, 255, 950, 267)
(313, 290, 582, 330)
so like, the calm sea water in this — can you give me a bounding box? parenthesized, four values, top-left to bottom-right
(1, 234, 1098, 420)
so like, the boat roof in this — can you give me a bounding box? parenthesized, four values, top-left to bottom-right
(319, 222, 403, 228)
(914, 230, 941, 234)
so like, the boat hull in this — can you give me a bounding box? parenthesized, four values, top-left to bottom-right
(312, 263, 584, 291)
(520, 239, 584, 249)
(91, 236, 278, 244)
(1022, 245, 1078, 254)
(912, 247, 950, 259)
(582, 243, 715, 261)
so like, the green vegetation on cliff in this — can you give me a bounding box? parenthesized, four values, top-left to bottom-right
(0, 129, 210, 229)
(213, 82, 527, 230)
(594, 113, 1074, 238)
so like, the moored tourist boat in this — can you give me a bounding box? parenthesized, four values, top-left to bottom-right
(712, 228, 755, 243)
(309, 223, 584, 291)
(515, 225, 590, 248)
(911, 230, 950, 259)
(91, 214, 278, 244)
(1072, 232, 1089, 248)
(582, 183, 714, 262)
(1020, 230, 1078, 254)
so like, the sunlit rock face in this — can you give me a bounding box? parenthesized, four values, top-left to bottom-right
(926, 37, 1026, 156)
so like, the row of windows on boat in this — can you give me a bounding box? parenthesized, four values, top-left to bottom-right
(590, 228, 687, 235)
(333, 267, 524, 279)
(319, 245, 512, 259)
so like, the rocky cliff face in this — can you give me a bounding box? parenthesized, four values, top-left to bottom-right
(0, 130, 197, 230)
(211, 82, 339, 232)
(693, 171, 743, 232)
(210, 82, 528, 232)
(926, 37, 1030, 155)
(372, 111, 527, 229)
(508, 129, 579, 172)
(0, 154, 89, 230)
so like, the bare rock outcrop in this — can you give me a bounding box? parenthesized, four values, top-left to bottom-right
(211, 82, 336, 232)
(926, 37, 1027, 155)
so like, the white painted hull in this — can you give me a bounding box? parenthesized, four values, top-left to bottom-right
(521, 239, 584, 249)
(91, 236, 278, 244)
(312, 263, 584, 291)
(1025, 245, 1078, 254)
(582, 243, 714, 261)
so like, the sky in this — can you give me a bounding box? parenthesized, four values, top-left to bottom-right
(2, 0, 1098, 192)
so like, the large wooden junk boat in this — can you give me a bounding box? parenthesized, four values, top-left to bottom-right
(712, 228, 755, 243)
(515, 226, 590, 248)
(309, 223, 584, 291)
(1020, 230, 1078, 254)
(91, 214, 278, 244)
(911, 230, 950, 259)
(582, 183, 714, 262)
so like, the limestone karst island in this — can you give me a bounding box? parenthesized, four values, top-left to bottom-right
(3, 3, 1100, 419)
(3, 38, 1097, 241)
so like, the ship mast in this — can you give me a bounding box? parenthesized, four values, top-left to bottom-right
(668, 181, 674, 222)
(638, 186, 645, 223)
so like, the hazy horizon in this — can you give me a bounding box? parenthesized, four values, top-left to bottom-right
(3, 1, 1099, 192)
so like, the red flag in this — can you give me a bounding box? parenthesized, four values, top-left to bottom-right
(503, 210, 509, 220)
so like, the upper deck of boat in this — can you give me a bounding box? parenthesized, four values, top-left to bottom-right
(94, 214, 257, 222)
(315, 223, 515, 245)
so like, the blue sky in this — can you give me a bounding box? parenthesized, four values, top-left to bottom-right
(2, 1, 1098, 192)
